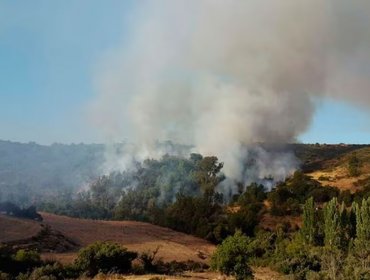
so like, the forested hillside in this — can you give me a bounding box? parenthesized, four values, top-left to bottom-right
(1, 140, 368, 207)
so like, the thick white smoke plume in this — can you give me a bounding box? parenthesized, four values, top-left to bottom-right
(91, 0, 370, 185)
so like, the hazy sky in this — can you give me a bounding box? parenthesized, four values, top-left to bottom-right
(0, 1, 369, 145)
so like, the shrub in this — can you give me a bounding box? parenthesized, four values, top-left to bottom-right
(14, 249, 41, 264)
(211, 231, 254, 280)
(12, 249, 42, 274)
(24, 263, 72, 280)
(348, 153, 361, 177)
(139, 246, 161, 273)
(74, 241, 137, 277)
(0, 272, 10, 280)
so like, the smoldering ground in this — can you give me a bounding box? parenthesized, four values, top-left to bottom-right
(90, 0, 370, 187)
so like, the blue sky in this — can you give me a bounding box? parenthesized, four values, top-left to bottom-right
(300, 99, 370, 144)
(0, 1, 369, 145)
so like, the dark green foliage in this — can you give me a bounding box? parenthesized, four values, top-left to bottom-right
(276, 251, 321, 279)
(227, 206, 260, 237)
(0, 247, 42, 276)
(236, 183, 267, 206)
(139, 247, 160, 273)
(301, 197, 316, 246)
(113, 154, 224, 221)
(0, 202, 42, 221)
(269, 171, 338, 216)
(354, 198, 370, 244)
(18, 262, 79, 280)
(211, 231, 254, 280)
(192, 156, 224, 193)
(353, 198, 370, 271)
(323, 198, 341, 249)
(338, 190, 353, 206)
(74, 241, 137, 277)
(264, 230, 322, 279)
(227, 183, 266, 237)
(348, 152, 361, 177)
(164, 191, 226, 242)
(256, 197, 370, 279)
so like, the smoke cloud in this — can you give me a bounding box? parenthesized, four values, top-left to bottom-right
(90, 0, 370, 184)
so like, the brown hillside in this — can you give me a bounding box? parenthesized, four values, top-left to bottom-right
(0, 214, 41, 242)
(40, 213, 215, 264)
(308, 147, 370, 192)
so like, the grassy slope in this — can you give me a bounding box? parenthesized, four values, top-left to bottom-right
(83, 267, 286, 280)
(0, 213, 285, 279)
(307, 146, 370, 192)
(0, 214, 41, 242)
(40, 212, 215, 264)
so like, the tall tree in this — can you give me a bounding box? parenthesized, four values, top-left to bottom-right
(301, 197, 316, 245)
(354, 198, 370, 270)
(323, 198, 340, 249)
(348, 152, 361, 177)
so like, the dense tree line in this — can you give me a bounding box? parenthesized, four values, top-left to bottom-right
(38, 154, 270, 242)
(0, 202, 42, 221)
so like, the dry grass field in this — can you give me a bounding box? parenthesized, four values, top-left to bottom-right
(308, 147, 370, 192)
(40, 212, 215, 264)
(0, 214, 41, 242)
(0, 212, 286, 279)
(79, 267, 286, 280)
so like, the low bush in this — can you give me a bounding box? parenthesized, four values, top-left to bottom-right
(211, 231, 254, 280)
(74, 241, 137, 277)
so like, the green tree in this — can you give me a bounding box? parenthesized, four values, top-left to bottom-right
(193, 156, 224, 193)
(211, 231, 254, 280)
(323, 198, 341, 249)
(353, 198, 370, 270)
(301, 197, 316, 245)
(320, 199, 350, 280)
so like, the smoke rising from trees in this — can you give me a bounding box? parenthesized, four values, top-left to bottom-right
(91, 0, 370, 184)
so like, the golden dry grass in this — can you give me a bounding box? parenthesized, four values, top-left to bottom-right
(0, 214, 41, 242)
(78, 267, 286, 280)
(0, 214, 285, 279)
(308, 147, 370, 192)
(82, 271, 229, 280)
(40, 212, 215, 264)
(309, 163, 370, 192)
